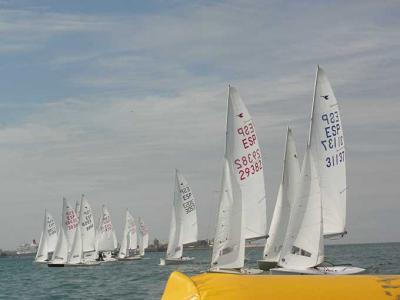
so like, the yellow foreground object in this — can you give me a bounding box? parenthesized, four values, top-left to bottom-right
(162, 271, 400, 300)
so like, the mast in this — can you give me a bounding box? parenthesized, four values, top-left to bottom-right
(308, 65, 319, 146)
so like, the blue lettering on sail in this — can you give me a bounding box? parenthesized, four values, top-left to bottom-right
(319, 111, 345, 168)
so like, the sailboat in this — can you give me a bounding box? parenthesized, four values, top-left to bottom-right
(258, 127, 300, 270)
(65, 195, 100, 266)
(270, 147, 325, 274)
(48, 198, 78, 267)
(118, 210, 141, 261)
(210, 86, 266, 274)
(79, 195, 97, 262)
(160, 170, 198, 266)
(96, 205, 118, 262)
(35, 209, 58, 263)
(270, 66, 364, 275)
(138, 218, 149, 257)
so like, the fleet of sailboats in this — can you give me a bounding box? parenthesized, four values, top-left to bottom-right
(36, 66, 365, 275)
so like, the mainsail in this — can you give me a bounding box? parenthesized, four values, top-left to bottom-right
(211, 159, 244, 269)
(80, 195, 96, 260)
(62, 198, 78, 253)
(118, 210, 137, 258)
(308, 66, 346, 237)
(166, 170, 198, 260)
(35, 210, 58, 262)
(68, 218, 83, 264)
(278, 148, 323, 269)
(51, 199, 74, 264)
(96, 205, 118, 251)
(211, 86, 266, 270)
(138, 218, 149, 256)
(128, 213, 137, 251)
(262, 128, 300, 262)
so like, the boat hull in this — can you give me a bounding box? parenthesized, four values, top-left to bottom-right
(48, 263, 65, 267)
(160, 257, 194, 266)
(118, 256, 142, 261)
(209, 268, 263, 275)
(100, 257, 118, 263)
(64, 262, 101, 267)
(257, 259, 278, 271)
(270, 266, 366, 275)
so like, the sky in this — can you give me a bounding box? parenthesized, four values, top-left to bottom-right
(0, 0, 399, 249)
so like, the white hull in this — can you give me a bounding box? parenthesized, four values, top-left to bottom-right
(209, 268, 263, 275)
(34, 260, 50, 265)
(160, 257, 194, 266)
(65, 261, 101, 267)
(118, 255, 142, 261)
(101, 257, 118, 262)
(270, 266, 365, 275)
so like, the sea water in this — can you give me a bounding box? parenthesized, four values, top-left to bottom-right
(0, 242, 399, 300)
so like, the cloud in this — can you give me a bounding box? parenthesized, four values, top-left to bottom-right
(0, 1, 399, 248)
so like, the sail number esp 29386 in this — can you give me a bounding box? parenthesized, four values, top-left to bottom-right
(234, 121, 263, 181)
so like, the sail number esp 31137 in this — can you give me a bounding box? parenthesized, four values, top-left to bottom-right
(320, 110, 345, 168)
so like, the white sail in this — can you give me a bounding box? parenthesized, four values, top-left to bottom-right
(226, 86, 267, 239)
(211, 159, 245, 269)
(176, 170, 198, 244)
(46, 211, 58, 253)
(166, 188, 183, 258)
(166, 206, 181, 259)
(309, 66, 346, 237)
(35, 210, 58, 262)
(75, 200, 81, 221)
(80, 195, 96, 253)
(35, 225, 48, 262)
(51, 227, 68, 264)
(279, 148, 323, 269)
(138, 218, 149, 256)
(211, 86, 266, 270)
(51, 201, 71, 264)
(68, 220, 83, 264)
(97, 205, 117, 251)
(118, 210, 136, 258)
(166, 170, 198, 260)
(60, 198, 78, 253)
(127, 212, 137, 250)
(262, 128, 300, 262)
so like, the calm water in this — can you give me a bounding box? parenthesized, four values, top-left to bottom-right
(1, 243, 399, 299)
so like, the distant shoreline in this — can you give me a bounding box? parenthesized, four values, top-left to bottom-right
(1, 241, 399, 257)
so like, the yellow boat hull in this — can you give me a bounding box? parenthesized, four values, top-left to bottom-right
(162, 271, 400, 300)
